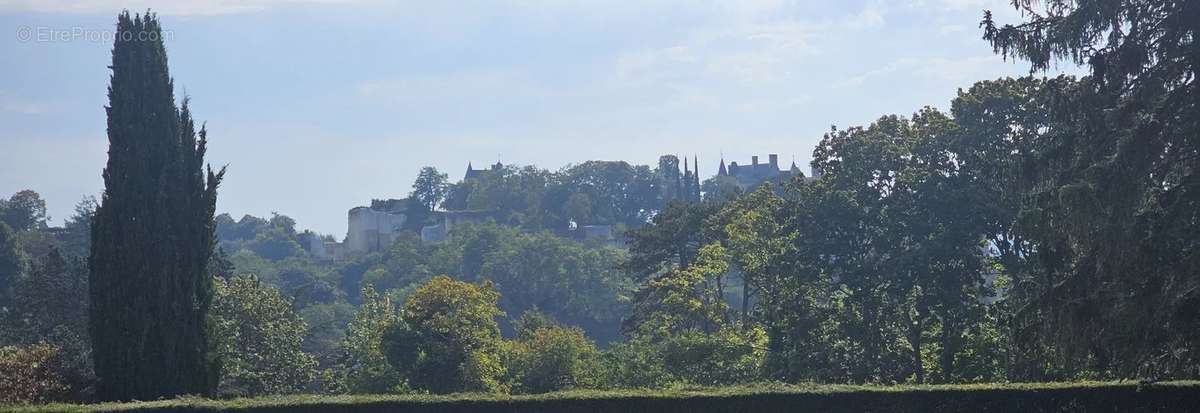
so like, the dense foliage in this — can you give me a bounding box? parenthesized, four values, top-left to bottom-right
(983, 0, 1200, 379)
(0, 343, 73, 405)
(383, 276, 508, 394)
(505, 311, 602, 393)
(211, 275, 318, 397)
(443, 160, 678, 230)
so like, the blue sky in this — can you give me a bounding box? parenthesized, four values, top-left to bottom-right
(0, 0, 1079, 236)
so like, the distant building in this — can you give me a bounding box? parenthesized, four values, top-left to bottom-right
(344, 205, 408, 254)
(464, 161, 504, 180)
(311, 198, 416, 261)
(307, 232, 347, 262)
(716, 153, 802, 188)
(567, 222, 618, 245)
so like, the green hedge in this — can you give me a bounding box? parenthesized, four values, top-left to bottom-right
(6, 382, 1198, 413)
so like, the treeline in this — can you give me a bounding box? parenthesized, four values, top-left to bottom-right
(212, 216, 632, 354)
(0, 193, 94, 403)
(427, 157, 709, 233)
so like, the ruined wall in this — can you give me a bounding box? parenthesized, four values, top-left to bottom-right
(345, 206, 407, 254)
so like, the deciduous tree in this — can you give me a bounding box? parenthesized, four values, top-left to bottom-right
(211, 275, 318, 396)
(383, 275, 507, 393)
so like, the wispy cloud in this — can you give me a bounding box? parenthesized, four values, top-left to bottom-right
(835, 55, 1013, 89)
(0, 91, 50, 114)
(847, 1, 887, 29)
(904, 0, 993, 12)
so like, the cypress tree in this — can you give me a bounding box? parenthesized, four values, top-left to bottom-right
(692, 155, 701, 202)
(89, 11, 224, 401)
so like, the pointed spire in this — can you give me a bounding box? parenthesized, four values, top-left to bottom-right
(465, 162, 477, 180)
(718, 157, 728, 176)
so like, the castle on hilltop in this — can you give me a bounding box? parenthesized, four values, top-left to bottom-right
(307, 198, 415, 261)
(464, 161, 504, 180)
(310, 155, 813, 261)
(311, 160, 616, 261)
(716, 153, 810, 188)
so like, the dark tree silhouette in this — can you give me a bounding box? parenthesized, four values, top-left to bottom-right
(89, 11, 225, 401)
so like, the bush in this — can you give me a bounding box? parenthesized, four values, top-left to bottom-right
(659, 327, 767, 386)
(0, 343, 72, 404)
(597, 327, 766, 389)
(597, 337, 673, 389)
(506, 315, 600, 393)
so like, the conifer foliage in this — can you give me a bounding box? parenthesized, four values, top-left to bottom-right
(89, 11, 225, 401)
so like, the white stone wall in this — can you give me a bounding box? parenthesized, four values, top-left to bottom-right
(345, 206, 407, 254)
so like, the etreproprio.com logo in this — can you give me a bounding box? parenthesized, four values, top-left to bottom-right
(16, 26, 174, 43)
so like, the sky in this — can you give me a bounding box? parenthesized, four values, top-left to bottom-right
(0, 0, 1080, 237)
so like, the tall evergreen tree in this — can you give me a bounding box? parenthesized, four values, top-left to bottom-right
(89, 11, 225, 401)
(692, 155, 701, 202)
(984, 0, 1200, 378)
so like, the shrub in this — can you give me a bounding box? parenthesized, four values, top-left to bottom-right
(597, 337, 673, 388)
(0, 343, 71, 404)
(596, 326, 767, 389)
(506, 315, 601, 393)
(659, 327, 767, 385)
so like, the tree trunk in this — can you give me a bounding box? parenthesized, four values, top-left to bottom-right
(910, 302, 927, 384)
(939, 313, 957, 383)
